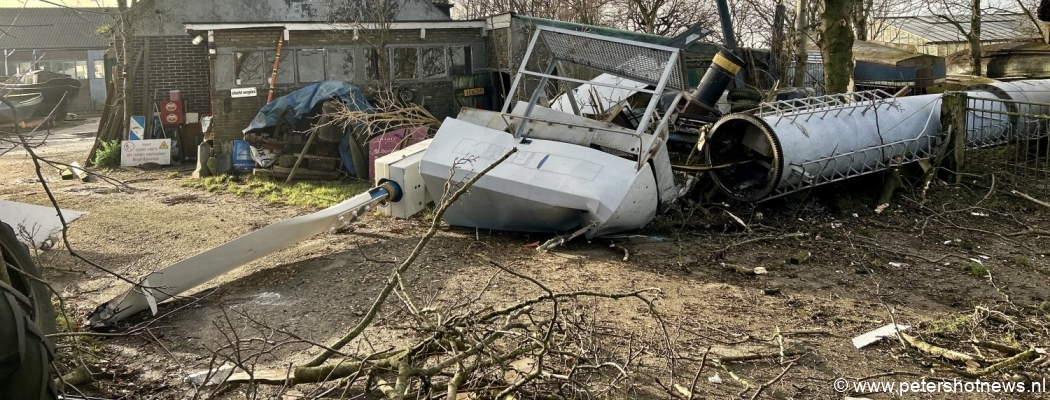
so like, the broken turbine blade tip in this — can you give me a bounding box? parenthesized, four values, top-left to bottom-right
(85, 187, 400, 325)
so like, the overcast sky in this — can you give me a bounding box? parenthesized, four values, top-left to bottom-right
(0, 0, 113, 7)
(0, 0, 1025, 14)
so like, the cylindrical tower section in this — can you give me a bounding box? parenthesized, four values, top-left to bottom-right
(707, 93, 996, 201)
(967, 79, 1050, 143)
(693, 48, 745, 108)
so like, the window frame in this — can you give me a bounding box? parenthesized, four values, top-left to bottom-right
(327, 47, 357, 82)
(386, 44, 456, 82)
(295, 48, 327, 83)
(448, 45, 472, 76)
(233, 48, 295, 86)
(92, 59, 106, 79)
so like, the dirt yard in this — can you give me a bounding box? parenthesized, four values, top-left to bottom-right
(2, 122, 1049, 399)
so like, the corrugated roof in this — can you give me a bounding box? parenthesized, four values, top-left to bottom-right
(879, 13, 1039, 44)
(0, 7, 112, 49)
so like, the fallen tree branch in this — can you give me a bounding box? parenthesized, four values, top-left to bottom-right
(899, 333, 975, 363)
(749, 361, 795, 400)
(1006, 228, 1050, 237)
(1010, 190, 1050, 210)
(955, 348, 1036, 378)
(304, 147, 519, 367)
(717, 350, 804, 363)
(719, 232, 807, 256)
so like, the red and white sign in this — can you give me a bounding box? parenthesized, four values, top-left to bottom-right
(159, 100, 184, 125)
(121, 139, 171, 166)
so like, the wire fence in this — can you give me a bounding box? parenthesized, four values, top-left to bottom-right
(958, 94, 1050, 199)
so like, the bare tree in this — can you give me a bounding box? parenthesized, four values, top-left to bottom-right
(453, 0, 616, 25)
(325, 0, 406, 88)
(820, 0, 856, 93)
(928, 0, 984, 76)
(613, 0, 715, 35)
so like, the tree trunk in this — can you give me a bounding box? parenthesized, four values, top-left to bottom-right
(114, 0, 133, 141)
(820, 0, 855, 94)
(852, 0, 869, 40)
(792, 0, 809, 87)
(970, 0, 982, 76)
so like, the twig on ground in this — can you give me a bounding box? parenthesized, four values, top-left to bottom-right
(1010, 190, 1050, 210)
(748, 361, 795, 400)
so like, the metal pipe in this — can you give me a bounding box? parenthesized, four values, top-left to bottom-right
(693, 48, 744, 108)
(266, 30, 287, 103)
(706, 89, 1011, 201)
(716, 0, 737, 51)
(86, 182, 402, 327)
(715, 0, 744, 89)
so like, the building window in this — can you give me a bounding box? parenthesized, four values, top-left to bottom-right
(392, 48, 418, 80)
(234, 51, 269, 85)
(75, 61, 88, 79)
(297, 49, 326, 83)
(93, 60, 105, 79)
(53, 61, 77, 78)
(234, 50, 292, 86)
(15, 62, 32, 74)
(420, 47, 447, 79)
(329, 48, 354, 80)
(449, 46, 471, 76)
(366, 48, 382, 80)
(383, 45, 469, 81)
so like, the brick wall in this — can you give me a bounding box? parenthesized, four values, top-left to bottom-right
(209, 27, 486, 143)
(126, 36, 210, 117)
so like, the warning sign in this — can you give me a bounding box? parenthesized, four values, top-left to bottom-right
(121, 139, 172, 167)
(128, 116, 145, 140)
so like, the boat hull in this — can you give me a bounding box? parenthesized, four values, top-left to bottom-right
(0, 93, 43, 124)
(1, 73, 81, 120)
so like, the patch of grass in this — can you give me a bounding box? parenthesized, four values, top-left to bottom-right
(1013, 256, 1033, 268)
(966, 262, 989, 277)
(53, 302, 103, 369)
(834, 196, 856, 211)
(183, 175, 371, 209)
(929, 314, 972, 336)
(165, 171, 180, 179)
(419, 203, 437, 222)
(1039, 300, 1050, 314)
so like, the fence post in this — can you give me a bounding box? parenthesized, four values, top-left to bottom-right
(941, 92, 968, 184)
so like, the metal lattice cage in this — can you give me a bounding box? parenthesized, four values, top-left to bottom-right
(532, 28, 686, 91)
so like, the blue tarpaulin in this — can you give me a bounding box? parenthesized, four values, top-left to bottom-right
(242, 81, 372, 134)
(241, 81, 373, 177)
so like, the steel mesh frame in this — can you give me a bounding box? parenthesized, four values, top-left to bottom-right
(536, 28, 686, 90)
(959, 94, 1050, 199)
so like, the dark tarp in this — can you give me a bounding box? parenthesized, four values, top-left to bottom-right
(242, 81, 371, 134)
(242, 81, 373, 177)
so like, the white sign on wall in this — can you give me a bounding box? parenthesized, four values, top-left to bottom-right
(231, 87, 258, 98)
(121, 139, 172, 167)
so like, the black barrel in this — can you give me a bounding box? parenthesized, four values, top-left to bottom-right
(694, 48, 744, 107)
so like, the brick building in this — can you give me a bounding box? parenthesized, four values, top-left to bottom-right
(0, 7, 112, 111)
(118, 2, 728, 146)
(187, 21, 488, 141)
(123, 0, 464, 142)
